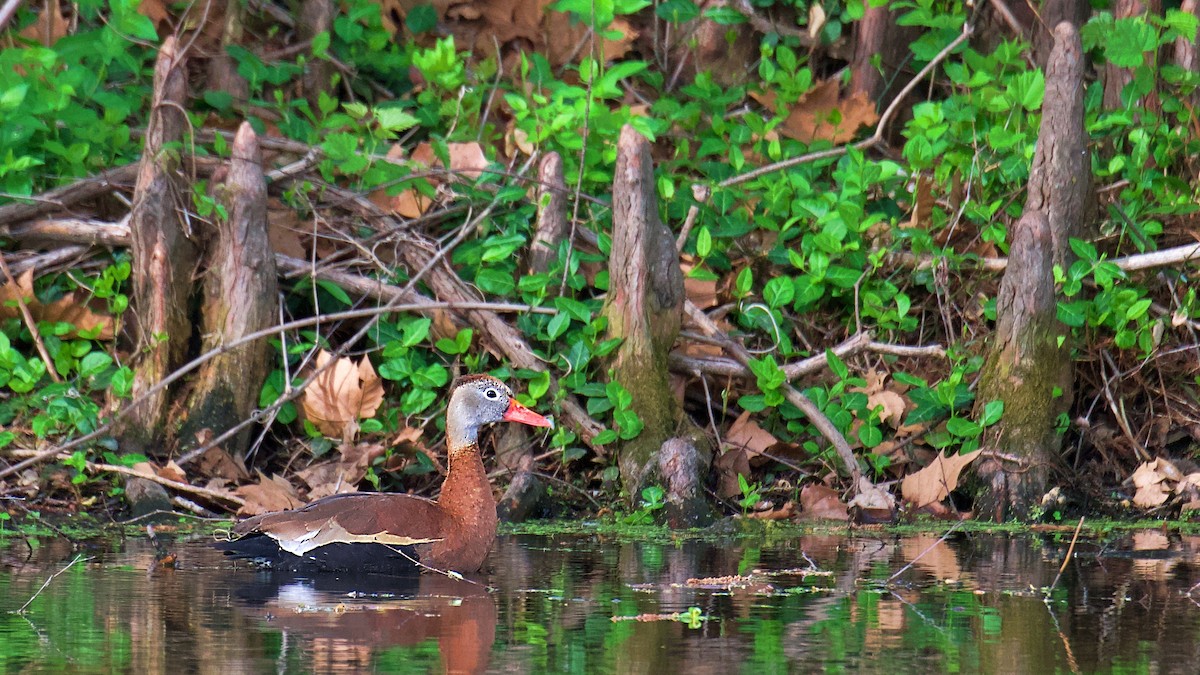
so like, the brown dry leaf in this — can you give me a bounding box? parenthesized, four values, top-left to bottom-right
(900, 449, 981, 508)
(684, 276, 718, 309)
(725, 411, 778, 455)
(298, 442, 388, 500)
(235, 472, 303, 516)
(20, 0, 70, 45)
(1131, 459, 1170, 489)
(196, 446, 250, 482)
(752, 81, 879, 144)
(0, 269, 115, 339)
(158, 460, 187, 484)
(848, 476, 896, 511)
(448, 142, 488, 179)
(301, 351, 385, 440)
(714, 447, 751, 499)
(744, 501, 796, 520)
(869, 390, 907, 427)
(541, 5, 638, 65)
(1132, 529, 1170, 551)
(800, 483, 849, 521)
(138, 0, 171, 29)
(1134, 481, 1170, 508)
(906, 175, 935, 230)
(267, 201, 308, 258)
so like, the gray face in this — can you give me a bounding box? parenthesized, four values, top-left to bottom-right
(445, 377, 513, 449)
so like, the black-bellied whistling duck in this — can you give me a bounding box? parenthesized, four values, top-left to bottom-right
(218, 374, 552, 574)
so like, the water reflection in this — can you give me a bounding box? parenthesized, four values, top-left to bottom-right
(2, 529, 1200, 673)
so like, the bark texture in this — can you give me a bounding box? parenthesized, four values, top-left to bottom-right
(299, 0, 334, 111)
(526, 152, 569, 276)
(124, 36, 198, 451)
(206, 0, 249, 105)
(848, 1, 917, 104)
(974, 24, 1089, 521)
(179, 123, 278, 458)
(1032, 0, 1090, 67)
(1025, 22, 1093, 270)
(604, 125, 712, 522)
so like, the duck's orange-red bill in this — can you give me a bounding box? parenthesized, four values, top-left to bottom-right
(503, 400, 554, 428)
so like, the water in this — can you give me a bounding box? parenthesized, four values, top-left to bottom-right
(2, 526, 1199, 673)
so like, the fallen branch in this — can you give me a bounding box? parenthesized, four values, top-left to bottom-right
(682, 300, 862, 486)
(88, 462, 246, 509)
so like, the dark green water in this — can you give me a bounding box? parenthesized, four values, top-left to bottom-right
(1, 527, 1198, 673)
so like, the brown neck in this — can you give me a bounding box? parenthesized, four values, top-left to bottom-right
(438, 443, 497, 530)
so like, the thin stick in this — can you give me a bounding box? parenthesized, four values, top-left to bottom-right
(0, 253, 62, 383)
(88, 462, 245, 508)
(1049, 517, 1085, 592)
(11, 554, 93, 615)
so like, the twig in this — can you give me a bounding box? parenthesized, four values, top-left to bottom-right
(0, 0, 22, 33)
(87, 462, 246, 508)
(887, 518, 966, 582)
(1048, 516, 1085, 593)
(683, 300, 862, 486)
(11, 554, 93, 615)
(0, 252, 61, 383)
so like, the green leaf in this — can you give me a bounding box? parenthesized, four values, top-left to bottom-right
(945, 416, 981, 438)
(375, 107, 420, 133)
(981, 400, 1004, 426)
(1106, 17, 1158, 68)
(825, 349, 849, 380)
(406, 3, 439, 33)
(400, 317, 432, 347)
(547, 311, 571, 339)
(696, 226, 712, 257)
(858, 424, 883, 448)
(763, 277, 793, 308)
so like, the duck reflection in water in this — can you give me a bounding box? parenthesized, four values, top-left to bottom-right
(228, 570, 495, 674)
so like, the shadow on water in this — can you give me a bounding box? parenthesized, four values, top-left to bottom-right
(4, 527, 1200, 673)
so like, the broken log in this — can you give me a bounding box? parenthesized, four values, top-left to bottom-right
(121, 36, 198, 513)
(974, 24, 1089, 521)
(178, 123, 278, 459)
(526, 152, 569, 276)
(604, 124, 713, 524)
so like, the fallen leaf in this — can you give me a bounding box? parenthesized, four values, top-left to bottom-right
(0, 269, 115, 339)
(752, 81, 879, 144)
(799, 483, 849, 520)
(20, 0, 69, 45)
(298, 442, 387, 500)
(1134, 481, 1170, 508)
(301, 351, 384, 440)
(900, 449, 982, 508)
(849, 476, 896, 511)
(448, 142, 488, 179)
(725, 410, 778, 455)
(196, 446, 249, 482)
(235, 472, 303, 516)
(159, 460, 187, 484)
(744, 501, 796, 520)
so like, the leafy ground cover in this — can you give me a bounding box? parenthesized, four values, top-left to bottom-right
(3, 0, 1200, 524)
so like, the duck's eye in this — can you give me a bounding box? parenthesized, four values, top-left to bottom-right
(485, 388, 500, 400)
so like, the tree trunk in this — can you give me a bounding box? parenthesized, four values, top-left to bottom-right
(299, 0, 334, 111)
(974, 23, 1090, 521)
(1033, 0, 1091, 68)
(124, 36, 198, 452)
(849, 1, 917, 106)
(178, 123, 278, 458)
(604, 125, 712, 524)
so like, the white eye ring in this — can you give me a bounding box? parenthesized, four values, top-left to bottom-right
(485, 388, 500, 400)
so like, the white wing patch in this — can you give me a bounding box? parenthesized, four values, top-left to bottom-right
(269, 520, 442, 556)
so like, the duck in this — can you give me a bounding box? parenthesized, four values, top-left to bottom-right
(217, 374, 553, 574)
